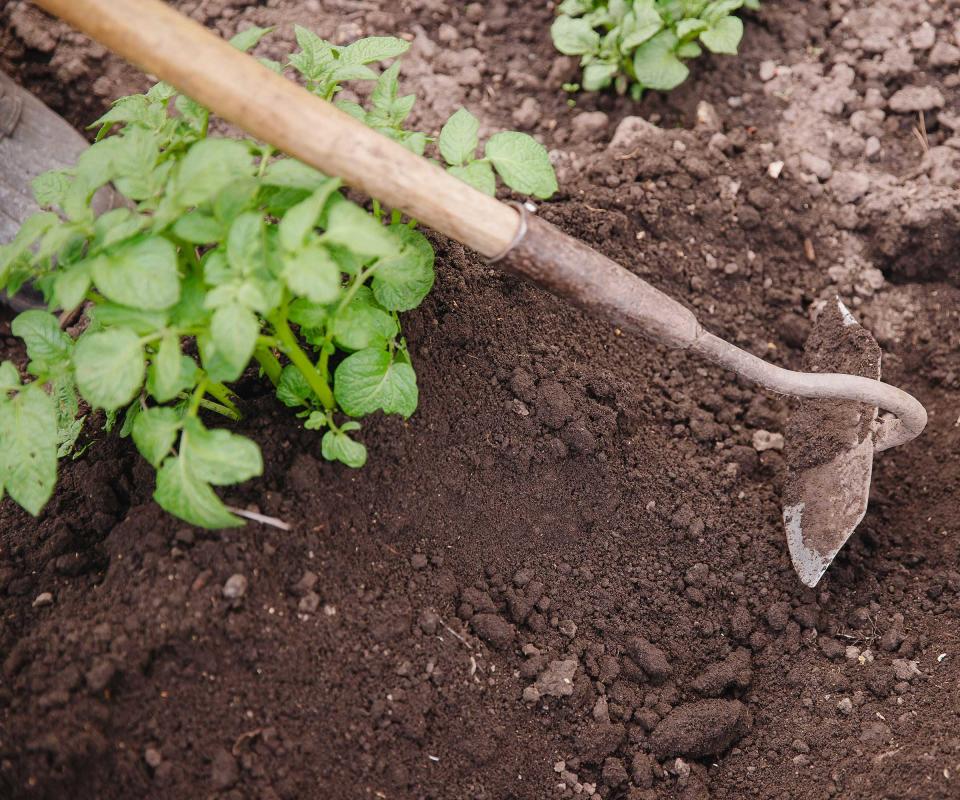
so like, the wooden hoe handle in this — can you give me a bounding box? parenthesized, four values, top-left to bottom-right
(31, 0, 702, 349)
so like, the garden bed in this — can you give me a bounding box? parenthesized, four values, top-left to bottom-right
(1, 1, 959, 798)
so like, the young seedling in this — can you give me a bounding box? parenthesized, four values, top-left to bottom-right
(0, 26, 556, 528)
(551, 0, 760, 99)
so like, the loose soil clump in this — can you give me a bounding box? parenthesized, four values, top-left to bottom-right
(2, 2, 960, 799)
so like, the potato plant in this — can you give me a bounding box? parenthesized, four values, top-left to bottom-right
(552, 0, 760, 99)
(0, 26, 556, 528)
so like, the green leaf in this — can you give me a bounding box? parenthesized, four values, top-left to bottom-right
(583, 61, 618, 91)
(288, 298, 328, 329)
(404, 131, 428, 156)
(447, 160, 497, 195)
(110, 127, 166, 200)
(334, 99, 367, 122)
(11, 311, 73, 374)
(676, 18, 709, 40)
(154, 452, 243, 529)
(331, 62, 377, 83)
(276, 364, 316, 408)
(226, 212, 266, 276)
(633, 30, 689, 90)
(174, 95, 208, 135)
(90, 93, 166, 136)
(333, 347, 418, 418)
(339, 36, 410, 64)
(230, 25, 274, 52)
(207, 304, 258, 381)
(370, 61, 402, 111)
(621, 2, 664, 49)
(304, 410, 327, 430)
(170, 272, 209, 329)
(278, 181, 342, 252)
(73, 137, 121, 194)
(677, 41, 702, 58)
(118, 401, 140, 438)
(0, 212, 59, 276)
(56, 415, 84, 459)
(281, 243, 342, 304)
(88, 304, 168, 336)
(484, 132, 558, 199)
(704, 0, 746, 24)
(551, 15, 601, 55)
(73, 328, 146, 410)
(0, 383, 58, 516)
(290, 25, 335, 77)
(92, 208, 148, 251)
(558, 0, 594, 14)
(90, 236, 180, 311)
(321, 428, 367, 468)
(148, 353, 198, 403)
(150, 333, 187, 402)
(213, 178, 261, 225)
(259, 57, 284, 74)
(262, 158, 330, 191)
(439, 108, 480, 167)
(181, 417, 262, 485)
(322, 196, 400, 259)
(174, 139, 254, 207)
(32, 171, 72, 208)
(331, 285, 398, 351)
(700, 15, 743, 54)
(371, 225, 434, 312)
(173, 212, 222, 244)
(132, 406, 181, 467)
(0, 361, 20, 392)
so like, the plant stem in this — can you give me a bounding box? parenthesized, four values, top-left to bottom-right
(254, 347, 283, 386)
(269, 313, 335, 411)
(198, 397, 242, 421)
(187, 377, 209, 417)
(206, 381, 241, 415)
(335, 263, 378, 316)
(257, 146, 274, 177)
(318, 333, 333, 384)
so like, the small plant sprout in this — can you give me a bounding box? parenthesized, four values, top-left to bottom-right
(551, 0, 761, 99)
(0, 27, 557, 528)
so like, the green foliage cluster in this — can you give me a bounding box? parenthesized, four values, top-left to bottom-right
(0, 27, 556, 528)
(551, 0, 760, 98)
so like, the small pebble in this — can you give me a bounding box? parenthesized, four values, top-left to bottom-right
(837, 697, 853, 715)
(32, 592, 54, 608)
(222, 574, 248, 599)
(298, 591, 321, 613)
(513, 568, 534, 587)
(144, 747, 163, 768)
(752, 430, 784, 452)
(799, 151, 833, 181)
(410, 553, 428, 570)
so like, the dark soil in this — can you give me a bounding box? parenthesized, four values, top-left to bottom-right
(2, 2, 960, 799)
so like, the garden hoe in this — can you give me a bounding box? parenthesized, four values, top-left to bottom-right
(31, 0, 928, 586)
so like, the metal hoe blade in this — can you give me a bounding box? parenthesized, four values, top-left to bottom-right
(782, 299, 882, 587)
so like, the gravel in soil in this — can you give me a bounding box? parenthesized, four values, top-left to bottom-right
(2, 1, 960, 799)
